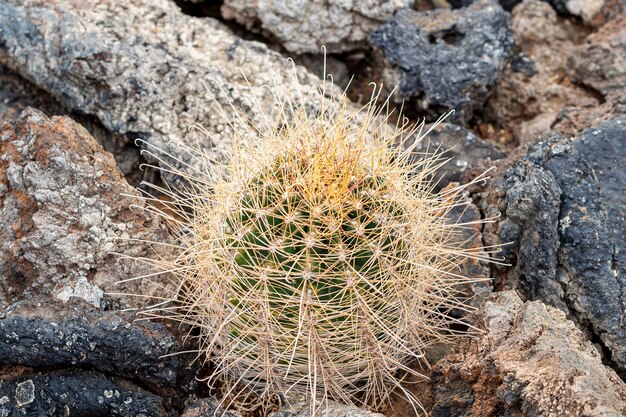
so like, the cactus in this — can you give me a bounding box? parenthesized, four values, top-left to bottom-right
(130, 76, 496, 415)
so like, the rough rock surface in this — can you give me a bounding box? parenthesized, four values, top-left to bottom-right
(554, 14, 626, 135)
(221, 0, 413, 54)
(402, 123, 506, 191)
(181, 398, 240, 417)
(0, 370, 164, 417)
(571, 15, 626, 96)
(0, 297, 188, 393)
(0, 64, 142, 179)
(432, 291, 626, 417)
(0, 108, 170, 309)
(369, 0, 514, 124)
(0, 64, 64, 122)
(268, 402, 385, 417)
(482, 117, 626, 372)
(485, 0, 599, 143)
(0, 0, 332, 178)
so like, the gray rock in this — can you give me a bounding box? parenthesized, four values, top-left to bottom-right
(181, 398, 240, 417)
(0, 370, 164, 417)
(268, 401, 384, 417)
(482, 116, 626, 372)
(0, 297, 190, 394)
(431, 291, 626, 416)
(221, 0, 414, 54)
(0, 0, 331, 179)
(0, 108, 171, 309)
(369, 0, 514, 124)
(448, 0, 522, 11)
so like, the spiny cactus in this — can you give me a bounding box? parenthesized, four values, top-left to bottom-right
(126, 72, 497, 415)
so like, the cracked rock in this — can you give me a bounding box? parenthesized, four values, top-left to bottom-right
(221, 0, 414, 54)
(431, 291, 626, 416)
(0, 108, 171, 309)
(369, 0, 514, 124)
(482, 116, 626, 372)
(0, 0, 333, 180)
(0, 297, 190, 394)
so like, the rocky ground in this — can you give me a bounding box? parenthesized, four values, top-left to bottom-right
(0, 0, 624, 416)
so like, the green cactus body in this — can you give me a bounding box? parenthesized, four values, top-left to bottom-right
(218, 147, 413, 385)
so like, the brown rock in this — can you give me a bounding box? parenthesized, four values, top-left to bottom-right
(0, 108, 171, 309)
(431, 291, 626, 417)
(571, 15, 626, 96)
(553, 14, 626, 134)
(485, 0, 598, 143)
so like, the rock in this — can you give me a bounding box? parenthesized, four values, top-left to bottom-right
(369, 0, 514, 124)
(482, 116, 626, 372)
(485, 0, 599, 143)
(0, 64, 64, 122)
(0, 370, 164, 417)
(448, 0, 522, 10)
(431, 291, 626, 417)
(543, 0, 622, 26)
(0, 64, 142, 180)
(570, 15, 626, 97)
(0, 297, 190, 394)
(268, 402, 385, 417)
(0, 0, 330, 179)
(0, 108, 170, 309)
(402, 123, 506, 191)
(222, 0, 413, 54)
(181, 398, 240, 417)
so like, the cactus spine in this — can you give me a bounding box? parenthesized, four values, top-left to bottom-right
(131, 73, 494, 415)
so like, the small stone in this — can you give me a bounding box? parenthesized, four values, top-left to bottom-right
(14, 380, 34, 407)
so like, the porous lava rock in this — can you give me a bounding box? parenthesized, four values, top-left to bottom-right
(0, 108, 170, 309)
(482, 116, 626, 372)
(369, 0, 514, 124)
(0, 370, 164, 417)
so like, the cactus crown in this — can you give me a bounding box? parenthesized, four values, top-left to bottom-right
(127, 72, 495, 416)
